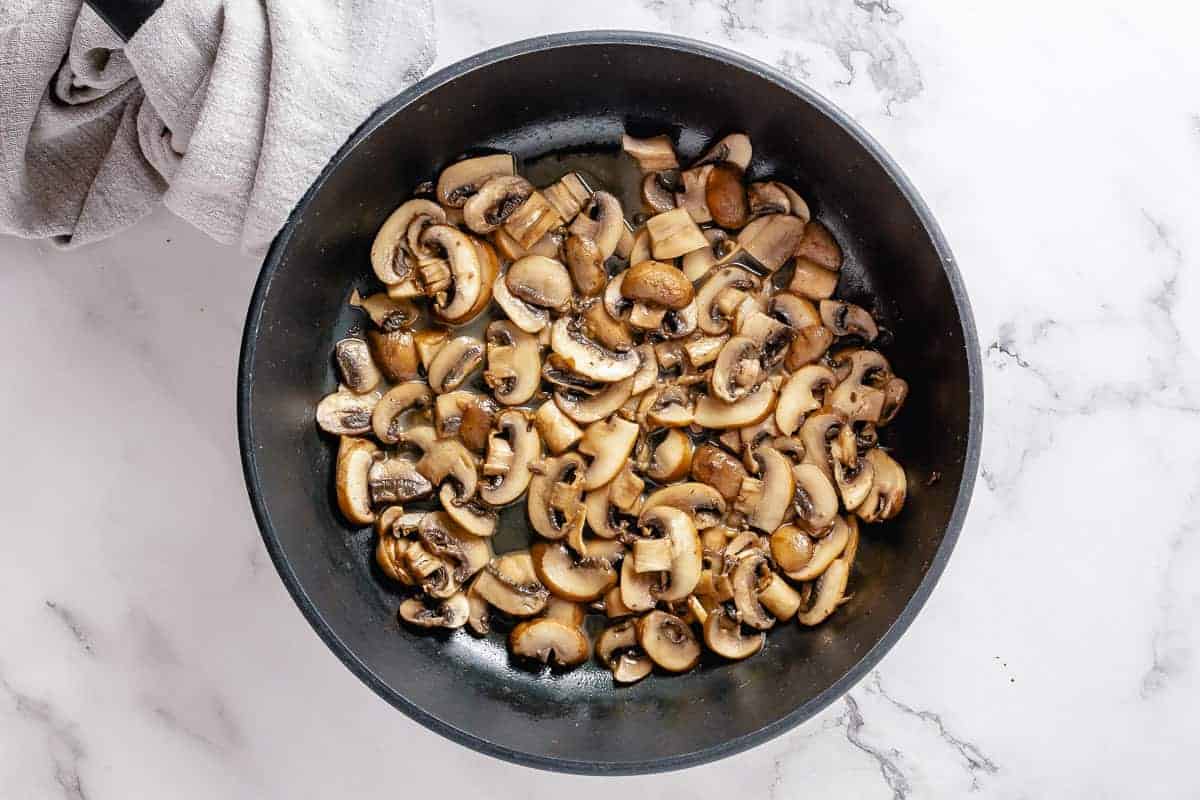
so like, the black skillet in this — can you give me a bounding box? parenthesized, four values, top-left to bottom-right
(87, 7, 983, 774)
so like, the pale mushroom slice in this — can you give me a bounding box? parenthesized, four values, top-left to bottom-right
(439, 483, 497, 538)
(638, 610, 701, 673)
(857, 448, 907, 523)
(349, 290, 420, 332)
(372, 382, 433, 444)
(630, 344, 659, 396)
(794, 219, 843, 272)
(405, 541, 462, 599)
(465, 576, 491, 635)
(584, 473, 644, 542)
(747, 181, 810, 223)
(426, 335, 484, 395)
(563, 234, 607, 297)
(639, 429, 694, 483)
(483, 320, 541, 406)
(831, 428, 875, 512)
(368, 455, 433, 507)
(637, 506, 702, 602)
(799, 410, 845, 481)
(879, 377, 909, 427)
(399, 592, 470, 630)
(411, 328, 449, 373)
(690, 442, 749, 503)
(730, 551, 776, 630)
(645, 207, 708, 259)
(736, 310, 795, 372)
(578, 415, 640, 490)
(463, 175, 533, 234)
(531, 542, 618, 602)
(534, 400, 584, 455)
(758, 577, 800, 622)
(674, 164, 712, 223)
(564, 190, 624, 260)
(549, 317, 640, 384)
(703, 605, 765, 660)
(434, 390, 497, 453)
(595, 619, 654, 683)
(642, 172, 677, 214)
(526, 453, 587, 541)
(682, 228, 737, 282)
(796, 556, 850, 627)
(509, 617, 590, 668)
(544, 596, 587, 628)
(554, 375, 636, 425)
(776, 365, 836, 436)
(792, 463, 840, 533)
(480, 410, 541, 506)
(695, 266, 760, 335)
(638, 382, 696, 429)
(418, 511, 493, 584)
(492, 272, 550, 333)
(710, 335, 763, 403)
(734, 447, 794, 534)
(695, 132, 752, 171)
(473, 551, 550, 617)
(317, 388, 381, 436)
(619, 557, 663, 612)
(371, 198, 448, 285)
(820, 299, 879, 342)
(693, 379, 777, 430)
(788, 260, 839, 302)
(436, 153, 516, 208)
(333, 338, 381, 394)
(781, 516, 851, 582)
(622, 133, 679, 172)
(643, 482, 727, 531)
(506, 255, 574, 313)
(418, 225, 492, 325)
(335, 436, 378, 525)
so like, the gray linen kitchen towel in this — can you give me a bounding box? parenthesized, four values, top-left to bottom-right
(0, 0, 436, 253)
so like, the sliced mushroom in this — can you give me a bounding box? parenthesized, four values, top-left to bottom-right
(690, 442, 749, 502)
(703, 605, 764, 660)
(477, 410, 539, 507)
(706, 163, 749, 229)
(733, 213, 804, 273)
(335, 436, 378, 525)
(622, 134, 679, 172)
(375, 531, 414, 585)
(554, 375, 635, 425)
(819, 299, 878, 341)
(832, 439, 875, 512)
(879, 377, 908, 427)
(788, 260, 839, 301)
(568, 191, 624, 260)
(526, 453, 586, 541)
(349, 290, 420, 333)
(562, 234, 607, 297)
(640, 382, 696, 429)
(731, 552, 775, 630)
(372, 382, 433, 444)
(397, 425, 479, 500)
(738, 414, 783, 472)
(681, 228, 737, 282)
(584, 482, 642, 543)
(693, 379, 777, 429)
(674, 165, 713, 223)
(799, 410, 845, 480)
(531, 542, 618, 602)
(418, 225, 490, 324)
(829, 350, 891, 423)
(628, 302, 667, 331)
(643, 482, 727, 530)
(758, 572, 802, 621)
(465, 576, 491, 635)
(680, 333, 727, 369)
(367, 329, 421, 383)
(776, 365, 836, 435)
(630, 344, 659, 396)
(426, 335, 484, 394)
(645, 208, 708, 259)
(796, 556, 849, 627)
(483, 320, 540, 406)
(399, 592, 470, 629)
(642, 172, 677, 214)
(549, 317, 640, 383)
(418, 510, 493, 581)
(506, 255, 573, 312)
(369, 455, 433, 506)
(317, 388, 381, 436)
(747, 181, 808, 220)
(509, 617, 589, 668)
(621, 260, 695, 311)
(641, 429, 694, 482)
(492, 272, 550, 333)
(696, 132, 752, 171)
(405, 541, 461, 599)
(463, 175, 533, 234)
(619, 556, 663, 612)
(531, 399, 581, 455)
(737, 310, 795, 371)
(710, 335, 763, 403)
(695, 266, 760, 335)
(412, 328, 449, 372)
(473, 551, 550, 617)
(638, 506, 702, 602)
(638, 610, 701, 673)
(781, 516, 851, 581)
(504, 190, 564, 249)
(734, 447, 795, 533)
(792, 463, 840, 533)
(542, 172, 593, 223)
(371, 199, 448, 285)
(578, 415, 640, 490)
(580, 300, 635, 353)
(857, 448, 907, 523)
(437, 153, 516, 208)
(439, 484, 497, 538)
(333, 338, 381, 394)
(794, 219, 843, 271)
(434, 390, 496, 452)
(596, 619, 654, 683)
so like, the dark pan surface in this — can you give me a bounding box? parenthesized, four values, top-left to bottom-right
(238, 32, 983, 774)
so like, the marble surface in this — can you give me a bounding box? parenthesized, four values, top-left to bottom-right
(3, 1, 1199, 796)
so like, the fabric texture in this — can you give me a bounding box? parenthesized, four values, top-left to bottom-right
(0, 0, 436, 253)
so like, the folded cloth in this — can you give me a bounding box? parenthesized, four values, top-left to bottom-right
(0, 0, 436, 253)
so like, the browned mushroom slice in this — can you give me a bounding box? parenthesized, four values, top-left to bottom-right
(622, 133, 679, 172)
(365, 328, 419, 383)
(776, 365, 836, 436)
(426, 335, 484, 395)
(543, 595, 587, 629)
(820, 299, 879, 342)
(534, 400, 583, 455)
(637, 506, 702, 602)
(832, 441, 875, 513)
(562, 234, 607, 297)
(473, 551, 550, 617)
(463, 175, 533, 234)
(857, 448, 907, 523)
(792, 463, 840, 533)
(737, 310, 795, 371)
(417, 225, 491, 325)
(399, 592, 470, 630)
(542, 172, 593, 223)
(371, 199, 448, 286)
(368, 455, 433, 506)
(734, 447, 794, 533)
(796, 556, 850, 626)
(465, 576, 491, 635)
(503, 254, 572, 312)
(349, 290, 420, 333)
(638, 610, 701, 673)
(335, 436, 378, 525)
(578, 415, 640, 490)
(492, 272, 550, 334)
(710, 335, 763, 403)
(434, 390, 496, 452)
(554, 375, 636, 425)
(542, 353, 604, 396)
(584, 471, 643, 542)
(695, 266, 760, 335)
(333, 338, 381, 394)
(690, 442, 749, 502)
(436, 153, 516, 208)
(736, 213, 805, 273)
(731, 552, 776, 630)
(619, 556, 663, 612)
(510, 617, 590, 668)
(681, 228, 737, 282)
(527, 453, 587, 541)
(439, 484, 497, 538)
(482, 320, 540, 406)
(788, 260, 839, 301)
(531, 542, 617, 602)
(411, 328, 448, 372)
(396, 425, 479, 501)
(640, 429, 694, 483)
(645, 207, 708, 259)
(580, 300, 636, 353)
(674, 165, 713, 223)
(747, 181, 810, 222)
(794, 219, 843, 271)
(549, 317, 640, 383)
(770, 524, 814, 575)
(693, 379, 777, 430)
(596, 619, 654, 683)
(480, 409, 541, 506)
(372, 382, 433, 444)
(375, 531, 415, 585)
(695, 132, 752, 171)
(642, 172, 677, 214)
(643, 482, 727, 530)
(317, 388, 381, 436)
(418, 511, 493, 582)
(879, 377, 908, 427)
(639, 382, 696, 429)
(705, 163, 749, 229)
(629, 343, 659, 396)
(568, 191, 625, 259)
(782, 516, 851, 581)
(703, 605, 764, 660)
(799, 410, 845, 480)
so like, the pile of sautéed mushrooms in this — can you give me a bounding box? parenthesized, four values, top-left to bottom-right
(316, 131, 909, 682)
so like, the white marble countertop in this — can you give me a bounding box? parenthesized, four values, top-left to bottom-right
(4, 1, 1199, 796)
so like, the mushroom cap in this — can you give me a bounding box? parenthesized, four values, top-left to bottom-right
(436, 153, 516, 208)
(643, 482, 727, 530)
(690, 442, 749, 502)
(317, 388, 381, 436)
(549, 317, 641, 384)
(638, 610, 701, 673)
(703, 605, 765, 660)
(563, 234, 607, 297)
(484, 320, 541, 406)
(783, 515, 851, 581)
(463, 175, 533, 233)
(621, 260, 695, 310)
(509, 618, 590, 668)
(334, 338, 381, 394)
(705, 163, 749, 229)
(473, 551, 550, 617)
(531, 542, 618, 602)
(506, 255, 574, 312)
(335, 436, 379, 525)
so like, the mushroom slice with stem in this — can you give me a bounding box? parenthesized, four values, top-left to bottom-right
(792, 463, 840, 533)
(734, 447, 795, 534)
(334, 338, 381, 394)
(554, 375, 635, 425)
(857, 448, 907, 523)
(405, 541, 462, 599)
(781, 516, 851, 581)
(674, 164, 713, 223)
(505, 191, 565, 250)
(796, 556, 850, 627)
(819, 299, 879, 342)
(425, 335, 484, 395)
(542, 354, 604, 396)
(398, 592, 470, 630)
(418, 511, 493, 583)
(480, 409, 541, 506)
(549, 317, 640, 383)
(349, 290, 420, 332)
(375, 531, 414, 585)
(436, 153, 516, 208)
(412, 328, 448, 372)
(831, 436, 875, 512)
(710, 335, 763, 403)
(643, 482, 727, 530)
(693, 379, 777, 430)
(703, 605, 765, 660)
(317, 388, 381, 436)
(544, 596, 586, 628)
(622, 134, 679, 172)
(630, 344, 659, 396)
(473, 551, 550, 617)
(596, 619, 654, 683)
(640, 429, 694, 483)
(368, 455, 433, 506)
(531, 542, 618, 602)
(483, 320, 540, 406)
(434, 390, 496, 452)
(465, 576, 491, 635)
(691, 442, 749, 502)
(335, 436, 378, 525)
(705, 163, 749, 229)
(681, 332, 728, 369)
(439, 484, 497, 538)
(695, 132, 752, 171)
(568, 191, 625, 259)
(509, 617, 589, 668)
(879, 377, 908, 427)
(695, 266, 760, 335)
(542, 172, 593, 223)
(639, 382, 696, 429)
(794, 219, 843, 272)
(563, 234, 607, 297)
(829, 349, 891, 423)
(603, 270, 634, 322)
(396, 425, 479, 501)
(372, 382, 433, 444)
(737, 213, 805, 273)
(737, 310, 795, 371)
(747, 181, 810, 222)
(620, 557, 664, 612)
(739, 414, 782, 473)
(492, 272, 550, 333)
(776, 365, 836, 435)
(417, 225, 489, 324)
(526, 453, 587, 541)
(370, 199, 447, 285)
(463, 175, 533, 234)
(534, 400, 583, 455)
(731, 552, 776, 630)
(506, 255, 574, 313)
(578, 415, 640, 490)
(799, 410, 845, 481)
(645, 207, 708, 259)
(621, 259, 695, 310)
(580, 299, 635, 353)
(637, 506, 702, 602)
(638, 610, 701, 673)
(682, 228, 737, 282)
(584, 474, 643, 542)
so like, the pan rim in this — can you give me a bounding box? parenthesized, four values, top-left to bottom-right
(237, 30, 983, 776)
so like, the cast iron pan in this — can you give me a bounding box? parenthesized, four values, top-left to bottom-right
(230, 32, 982, 774)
